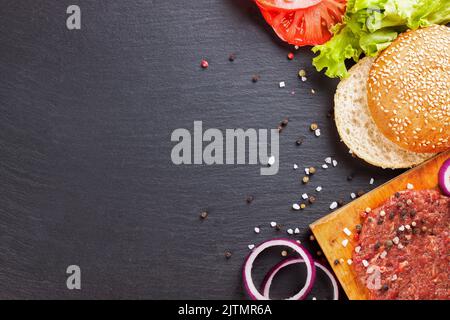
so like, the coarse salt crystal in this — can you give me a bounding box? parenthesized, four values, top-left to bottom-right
(254, 227, 260, 234)
(405, 224, 411, 230)
(322, 164, 328, 169)
(316, 186, 322, 192)
(407, 183, 414, 190)
(279, 81, 286, 88)
(332, 160, 338, 167)
(369, 178, 374, 185)
(270, 222, 277, 228)
(304, 168, 310, 175)
(350, 193, 356, 199)
(268, 156, 275, 166)
(342, 239, 349, 247)
(248, 244, 255, 250)
(355, 246, 361, 253)
(362, 260, 369, 267)
(301, 76, 307, 82)
(314, 129, 321, 137)
(325, 157, 332, 164)
(302, 193, 308, 200)
(287, 228, 294, 235)
(330, 201, 338, 210)
(393, 237, 400, 245)
(391, 274, 398, 281)
(343, 228, 352, 236)
(380, 210, 386, 217)
(347, 259, 353, 265)
(293, 164, 298, 170)
(292, 203, 300, 211)
(294, 228, 300, 234)
(398, 225, 405, 232)
(380, 251, 387, 259)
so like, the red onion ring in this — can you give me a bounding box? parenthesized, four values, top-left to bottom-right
(438, 158, 450, 196)
(261, 258, 339, 300)
(242, 238, 316, 300)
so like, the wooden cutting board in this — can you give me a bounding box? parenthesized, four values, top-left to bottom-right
(310, 150, 450, 300)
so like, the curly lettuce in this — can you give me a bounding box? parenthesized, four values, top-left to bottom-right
(312, 0, 450, 78)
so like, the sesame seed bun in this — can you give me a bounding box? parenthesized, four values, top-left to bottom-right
(334, 57, 434, 169)
(367, 25, 450, 153)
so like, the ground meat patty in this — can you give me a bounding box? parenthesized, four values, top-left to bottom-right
(353, 189, 449, 300)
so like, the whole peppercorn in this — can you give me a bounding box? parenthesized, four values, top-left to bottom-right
(302, 176, 310, 184)
(200, 59, 209, 69)
(309, 167, 316, 174)
(298, 69, 306, 77)
(224, 251, 232, 259)
(296, 137, 304, 146)
(355, 224, 362, 233)
(308, 196, 316, 204)
(200, 211, 208, 219)
(310, 123, 318, 131)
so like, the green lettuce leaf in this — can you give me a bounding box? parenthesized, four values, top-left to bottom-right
(312, 0, 450, 78)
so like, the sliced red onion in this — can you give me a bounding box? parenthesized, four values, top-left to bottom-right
(438, 158, 450, 196)
(242, 238, 316, 300)
(261, 258, 339, 300)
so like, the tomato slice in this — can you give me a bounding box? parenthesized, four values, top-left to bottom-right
(255, 0, 347, 46)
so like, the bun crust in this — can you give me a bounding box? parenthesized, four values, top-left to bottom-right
(367, 25, 450, 153)
(334, 57, 434, 169)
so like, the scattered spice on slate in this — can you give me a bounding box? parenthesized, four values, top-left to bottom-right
(295, 137, 304, 146)
(199, 211, 208, 219)
(308, 196, 316, 204)
(334, 259, 340, 265)
(246, 195, 254, 204)
(200, 59, 209, 69)
(347, 174, 354, 181)
(337, 199, 344, 206)
(302, 176, 310, 184)
(287, 52, 294, 60)
(252, 75, 260, 83)
(228, 53, 236, 62)
(357, 190, 365, 197)
(281, 118, 289, 127)
(225, 251, 232, 259)
(275, 224, 282, 231)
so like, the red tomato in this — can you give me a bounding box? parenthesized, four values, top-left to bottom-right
(255, 0, 347, 46)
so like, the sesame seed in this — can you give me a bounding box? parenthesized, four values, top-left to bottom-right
(330, 201, 338, 210)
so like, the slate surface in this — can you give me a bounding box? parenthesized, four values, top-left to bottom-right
(0, 0, 399, 299)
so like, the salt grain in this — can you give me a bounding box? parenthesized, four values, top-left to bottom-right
(287, 228, 294, 235)
(407, 183, 414, 190)
(322, 164, 328, 169)
(330, 201, 338, 210)
(293, 164, 298, 170)
(342, 239, 349, 247)
(325, 157, 332, 164)
(292, 203, 300, 211)
(279, 81, 286, 88)
(332, 160, 338, 167)
(347, 259, 353, 265)
(369, 178, 374, 185)
(350, 193, 356, 199)
(254, 227, 260, 234)
(294, 228, 300, 234)
(270, 222, 277, 228)
(268, 156, 275, 166)
(302, 193, 309, 200)
(355, 246, 361, 253)
(362, 260, 369, 267)
(316, 186, 322, 192)
(248, 244, 255, 250)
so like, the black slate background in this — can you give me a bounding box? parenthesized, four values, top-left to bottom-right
(0, 0, 400, 299)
